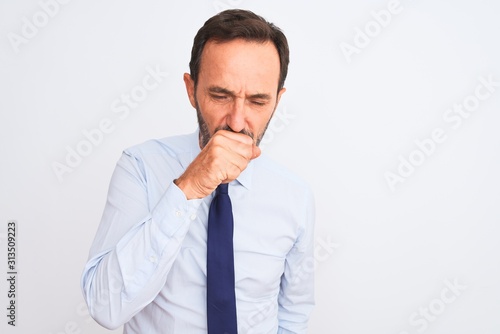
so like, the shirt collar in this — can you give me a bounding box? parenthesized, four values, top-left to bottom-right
(234, 158, 254, 190)
(179, 128, 254, 191)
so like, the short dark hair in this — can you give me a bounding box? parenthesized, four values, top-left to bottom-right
(189, 9, 290, 91)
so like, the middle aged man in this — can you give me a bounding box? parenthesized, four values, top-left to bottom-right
(82, 9, 315, 333)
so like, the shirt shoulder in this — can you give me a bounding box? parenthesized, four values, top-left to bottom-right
(115, 131, 199, 185)
(254, 153, 313, 195)
(123, 132, 198, 159)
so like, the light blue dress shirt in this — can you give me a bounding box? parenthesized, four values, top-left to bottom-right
(81, 130, 315, 333)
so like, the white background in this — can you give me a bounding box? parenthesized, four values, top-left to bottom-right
(1, 0, 500, 333)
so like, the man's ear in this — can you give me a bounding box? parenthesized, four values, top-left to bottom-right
(183, 73, 196, 108)
(276, 87, 286, 106)
(269, 87, 287, 121)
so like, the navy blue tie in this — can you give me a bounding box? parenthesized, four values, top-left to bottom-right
(207, 183, 238, 333)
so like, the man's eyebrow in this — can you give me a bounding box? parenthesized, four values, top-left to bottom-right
(248, 93, 272, 100)
(208, 86, 235, 96)
(207, 86, 272, 100)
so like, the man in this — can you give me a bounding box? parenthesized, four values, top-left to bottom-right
(81, 9, 315, 333)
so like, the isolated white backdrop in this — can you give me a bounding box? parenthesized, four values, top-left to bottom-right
(1, 0, 500, 333)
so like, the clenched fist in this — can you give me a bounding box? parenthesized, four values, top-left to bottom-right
(174, 130, 261, 199)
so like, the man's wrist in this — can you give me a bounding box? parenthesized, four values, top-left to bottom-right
(174, 177, 190, 199)
(174, 176, 203, 200)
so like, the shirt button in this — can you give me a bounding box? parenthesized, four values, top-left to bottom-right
(149, 255, 157, 263)
(175, 210, 182, 217)
(190, 214, 197, 221)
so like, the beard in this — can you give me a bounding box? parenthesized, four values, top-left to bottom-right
(195, 97, 273, 149)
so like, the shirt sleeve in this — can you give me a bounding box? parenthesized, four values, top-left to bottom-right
(80, 150, 202, 329)
(277, 187, 316, 333)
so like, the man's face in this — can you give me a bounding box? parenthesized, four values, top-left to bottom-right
(184, 39, 286, 148)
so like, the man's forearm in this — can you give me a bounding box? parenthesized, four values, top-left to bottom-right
(81, 153, 202, 328)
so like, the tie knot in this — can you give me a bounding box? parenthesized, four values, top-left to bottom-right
(217, 183, 229, 195)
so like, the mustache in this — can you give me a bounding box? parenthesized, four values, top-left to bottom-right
(214, 125, 255, 140)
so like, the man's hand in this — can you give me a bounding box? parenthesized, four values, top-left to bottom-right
(175, 130, 261, 199)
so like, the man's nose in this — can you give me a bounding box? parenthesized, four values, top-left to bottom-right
(226, 99, 246, 133)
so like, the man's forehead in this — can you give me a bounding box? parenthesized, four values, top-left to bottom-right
(198, 39, 280, 87)
(200, 38, 278, 62)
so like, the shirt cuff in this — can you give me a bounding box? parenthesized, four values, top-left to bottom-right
(151, 181, 203, 238)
